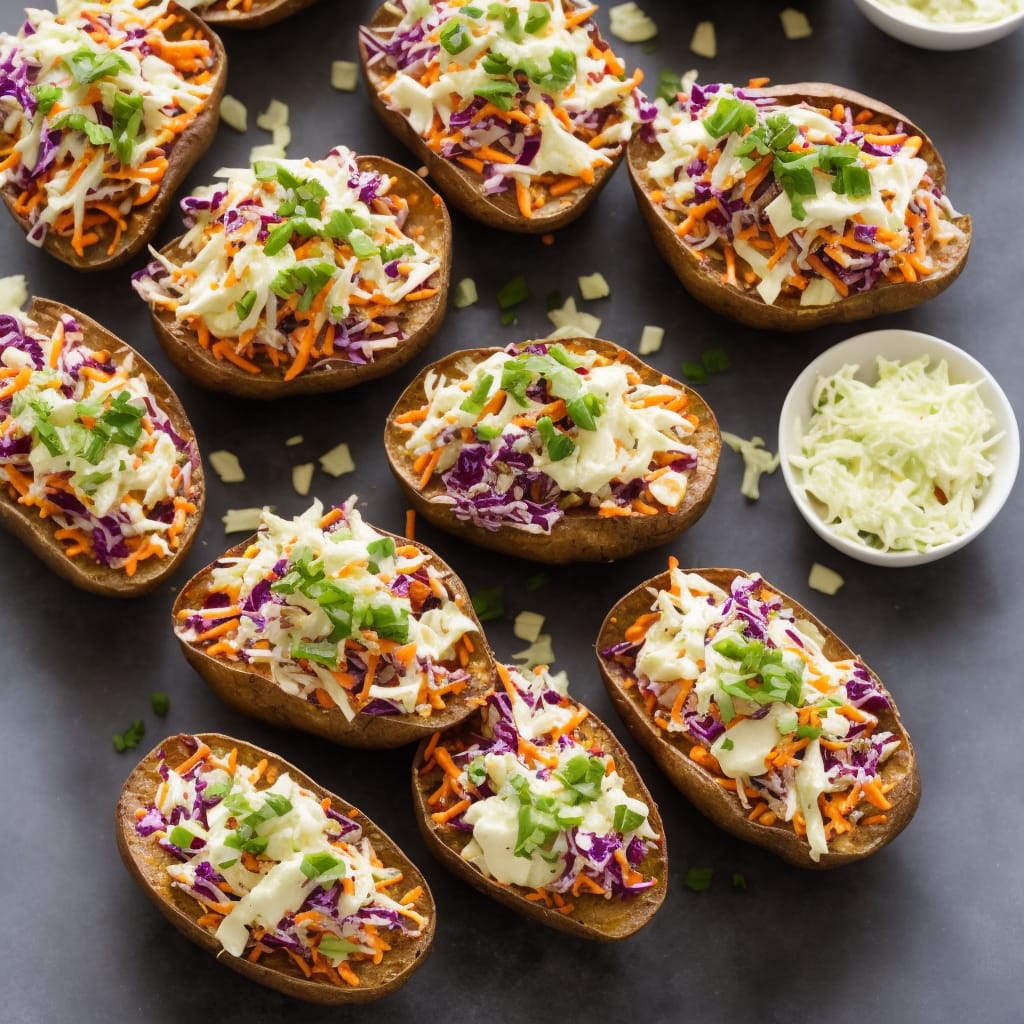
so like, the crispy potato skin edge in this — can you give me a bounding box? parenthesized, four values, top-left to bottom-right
(410, 712, 668, 939)
(628, 83, 971, 331)
(116, 732, 436, 1003)
(383, 338, 721, 564)
(0, 298, 204, 597)
(596, 568, 921, 869)
(201, 0, 319, 29)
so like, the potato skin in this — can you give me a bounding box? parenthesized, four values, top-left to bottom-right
(628, 82, 971, 332)
(200, 0, 319, 29)
(358, 2, 623, 233)
(0, 298, 204, 597)
(596, 568, 921, 868)
(147, 156, 451, 398)
(173, 527, 497, 748)
(0, 5, 227, 271)
(384, 337, 721, 564)
(116, 732, 436, 1003)
(411, 710, 668, 939)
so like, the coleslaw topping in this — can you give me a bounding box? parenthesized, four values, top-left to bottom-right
(397, 340, 702, 533)
(0, 309, 199, 573)
(131, 147, 442, 379)
(175, 498, 480, 720)
(424, 663, 659, 900)
(135, 736, 428, 985)
(601, 565, 904, 861)
(0, 0, 217, 257)
(643, 81, 966, 307)
(360, 0, 654, 217)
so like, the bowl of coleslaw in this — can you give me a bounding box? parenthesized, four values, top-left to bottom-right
(852, 0, 1024, 50)
(779, 329, 1019, 566)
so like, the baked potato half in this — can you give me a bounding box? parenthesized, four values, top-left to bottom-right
(385, 337, 720, 563)
(173, 499, 496, 748)
(628, 81, 971, 331)
(138, 152, 451, 398)
(117, 732, 435, 1003)
(359, 1, 651, 232)
(0, 297, 204, 596)
(412, 663, 667, 939)
(193, 0, 319, 29)
(0, 1, 226, 271)
(597, 566, 920, 868)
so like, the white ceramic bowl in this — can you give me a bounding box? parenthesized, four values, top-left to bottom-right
(852, 0, 1024, 50)
(779, 329, 1020, 567)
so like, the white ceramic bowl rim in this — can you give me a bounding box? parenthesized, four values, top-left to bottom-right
(778, 329, 1021, 568)
(857, 0, 1024, 34)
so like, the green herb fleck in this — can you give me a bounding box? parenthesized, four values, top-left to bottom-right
(471, 587, 504, 622)
(684, 866, 714, 892)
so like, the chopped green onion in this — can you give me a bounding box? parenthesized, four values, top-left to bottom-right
(703, 97, 757, 139)
(526, 572, 549, 590)
(111, 91, 144, 166)
(524, 1, 550, 33)
(720, 737, 734, 751)
(612, 804, 645, 834)
(474, 79, 518, 111)
(732, 872, 747, 890)
(682, 361, 708, 383)
(112, 718, 145, 753)
(471, 587, 504, 622)
(684, 866, 714, 892)
(150, 692, 170, 717)
(263, 220, 295, 256)
(796, 724, 822, 739)
(656, 68, 681, 104)
(32, 83, 61, 116)
(300, 851, 346, 880)
(169, 826, 197, 850)
(536, 416, 575, 461)
(439, 18, 471, 54)
(701, 347, 731, 374)
(497, 274, 529, 310)
(63, 47, 130, 85)
(459, 373, 495, 415)
(234, 290, 258, 322)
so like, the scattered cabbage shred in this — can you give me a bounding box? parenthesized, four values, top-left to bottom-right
(790, 357, 999, 552)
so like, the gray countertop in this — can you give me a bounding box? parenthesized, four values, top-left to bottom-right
(1, 2, 1021, 1022)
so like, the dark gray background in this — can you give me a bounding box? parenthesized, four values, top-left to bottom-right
(1, 2, 1021, 1022)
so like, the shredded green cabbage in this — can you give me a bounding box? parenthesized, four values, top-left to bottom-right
(791, 357, 1000, 552)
